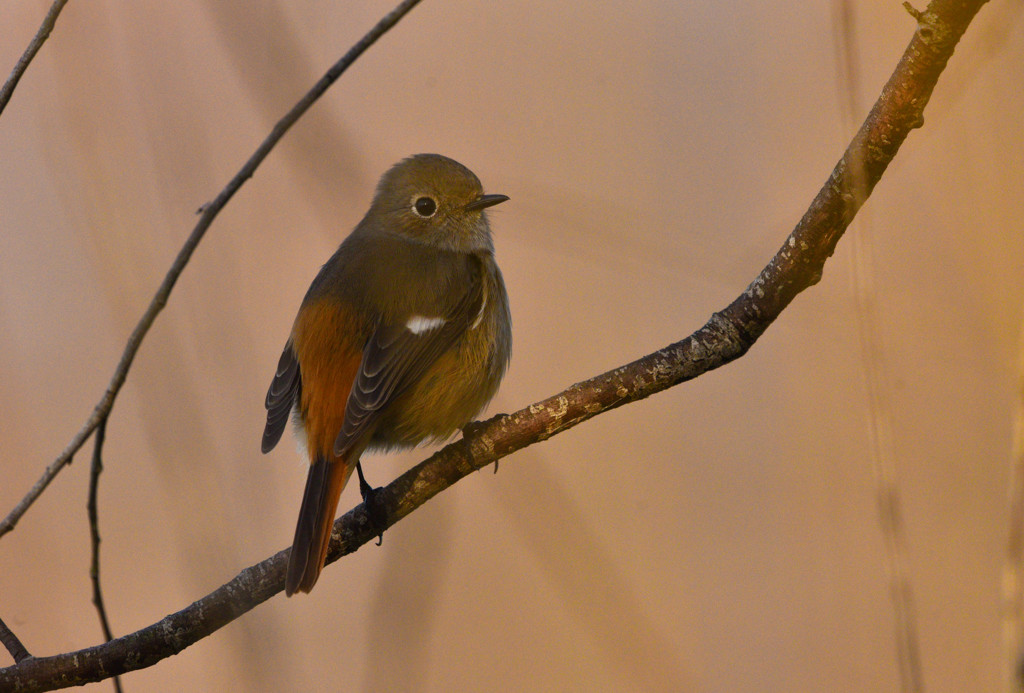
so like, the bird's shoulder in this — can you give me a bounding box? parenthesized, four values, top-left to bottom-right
(306, 227, 484, 320)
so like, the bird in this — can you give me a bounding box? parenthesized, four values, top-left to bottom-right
(262, 153, 512, 596)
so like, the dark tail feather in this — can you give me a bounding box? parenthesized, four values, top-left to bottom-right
(285, 456, 352, 596)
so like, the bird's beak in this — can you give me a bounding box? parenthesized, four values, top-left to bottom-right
(464, 194, 509, 212)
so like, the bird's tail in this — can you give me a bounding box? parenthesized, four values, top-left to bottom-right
(285, 455, 354, 595)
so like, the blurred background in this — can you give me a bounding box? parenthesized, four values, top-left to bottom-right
(1, 1, 1023, 691)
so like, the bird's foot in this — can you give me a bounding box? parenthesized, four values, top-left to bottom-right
(461, 416, 505, 474)
(356, 462, 386, 546)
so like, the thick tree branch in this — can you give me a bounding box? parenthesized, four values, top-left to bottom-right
(0, 0, 425, 541)
(0, 1, 991, 690)
(0, 0, 71, 118)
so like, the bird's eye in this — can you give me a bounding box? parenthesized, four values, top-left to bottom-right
(413, 196, 437, 218)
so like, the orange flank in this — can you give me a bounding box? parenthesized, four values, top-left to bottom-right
(286, 297, 364, 595)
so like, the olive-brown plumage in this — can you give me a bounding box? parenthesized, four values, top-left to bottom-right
(262, 154, 511, 595)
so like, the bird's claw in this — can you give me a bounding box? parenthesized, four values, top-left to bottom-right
(356, 462, 386, 546)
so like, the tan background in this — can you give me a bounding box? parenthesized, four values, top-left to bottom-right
(2, 1, 1023, 691)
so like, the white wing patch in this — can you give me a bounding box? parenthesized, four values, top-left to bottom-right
(406, 315, 446, 334)
(471, 279, 488, 330)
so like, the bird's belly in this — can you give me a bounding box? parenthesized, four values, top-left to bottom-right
(369, 327, 501, 450)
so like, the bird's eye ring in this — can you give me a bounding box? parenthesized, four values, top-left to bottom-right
(412, 196, 437, 218)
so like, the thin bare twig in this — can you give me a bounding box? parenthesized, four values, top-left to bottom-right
(1003, 308, 1024, 692)
(0, 0, 71, 118)
(0, 0, 426, 541)
(0, 615, 31, 664)
(0, 1, 990, 689)
(87, 418, 122, 693)
(832, 2, 923, 690)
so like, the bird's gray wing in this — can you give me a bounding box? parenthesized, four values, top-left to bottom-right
(262, 343, 301, 453)
(333, 267, 484, 457)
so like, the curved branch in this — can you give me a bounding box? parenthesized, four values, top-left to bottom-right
(86, 417, 122, 693)
(0, 0, 990, 690)
(0, 0, 425, 541)
(0, 0, 71, 118)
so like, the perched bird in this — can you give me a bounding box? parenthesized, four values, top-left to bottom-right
(262, 154, 511, 595)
